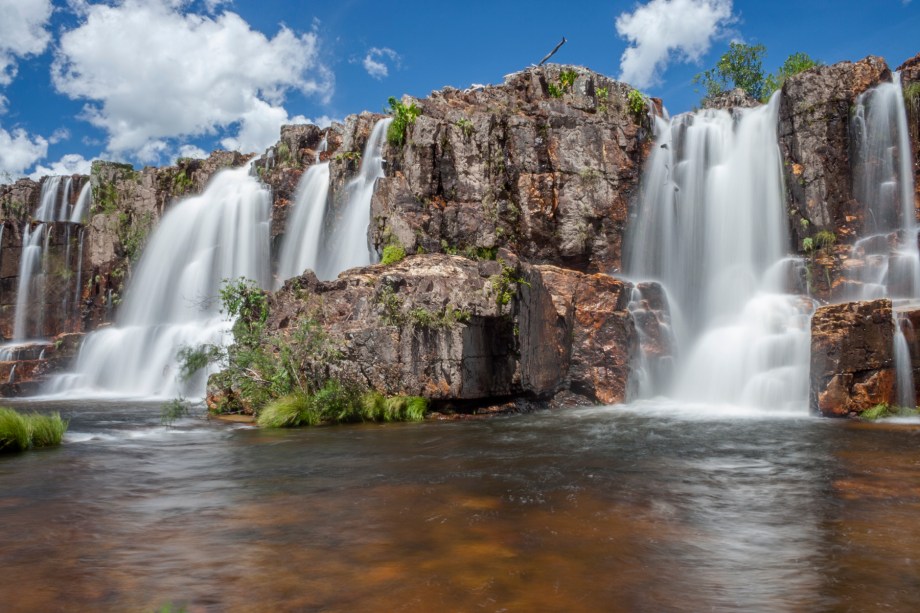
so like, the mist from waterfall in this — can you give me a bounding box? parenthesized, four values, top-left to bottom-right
(625, 94, 814, 412)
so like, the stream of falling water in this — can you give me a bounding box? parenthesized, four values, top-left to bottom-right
(46, 166, 271, 399)
(625, 94, 814, 412)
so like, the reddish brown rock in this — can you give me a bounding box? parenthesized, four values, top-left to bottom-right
(810, 299, 896, 416)
(209, 253, 640, 412)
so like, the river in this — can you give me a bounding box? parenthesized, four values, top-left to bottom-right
(1, 400, 919, 612)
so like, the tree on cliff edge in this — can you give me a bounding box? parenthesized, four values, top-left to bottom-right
(694, 43, 821, 103)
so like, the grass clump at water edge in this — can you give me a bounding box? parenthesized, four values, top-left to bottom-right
(0, 407, 67, 452)
(860, 403, 920, 421)
(257, 384, 429, 429)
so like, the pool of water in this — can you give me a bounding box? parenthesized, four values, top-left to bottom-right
(1, 399, 919, 612)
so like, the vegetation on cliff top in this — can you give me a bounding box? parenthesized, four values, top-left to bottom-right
(693, 43, 821, 103)
(386, 96, 421, 147)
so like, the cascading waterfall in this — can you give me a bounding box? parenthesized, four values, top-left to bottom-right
(846, 74, 919, 301)
(625, 94, 814, 411)
(317, 118, 391, 279)
(70, 182, 92, 224)
(275, 162, 331, 285)
(12, 224, 45, 341)
(847, 75, 918, 407)
(47, 166, 271, 399)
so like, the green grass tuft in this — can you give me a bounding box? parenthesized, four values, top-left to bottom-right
(0, 408, 67, 452)
(258, 393, 319, 428)
(29, 412, 67, 447)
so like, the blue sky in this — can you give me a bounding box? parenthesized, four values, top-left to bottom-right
(0, 0, 917, 181)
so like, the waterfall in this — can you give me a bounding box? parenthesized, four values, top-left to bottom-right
(275, 162, 331, 286)
(894, 312, 915, 408)
(846, 75, 919, 301)
(70, 182, 92, 223)
(625, 94, 814, 411)
(47, 166, 271, 399)
(34, 177, 62, 221)
(12, 224, 45, 341)
(317, 118, 391, 279)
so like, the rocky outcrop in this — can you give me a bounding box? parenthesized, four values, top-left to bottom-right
(779, 56, 890, 255)
(703, 88, 761, 111)
(810, 299, 896, 416)
(370, 65, 653, 274)
(0, 332, 83, 396)
(208, 253, 639, 412)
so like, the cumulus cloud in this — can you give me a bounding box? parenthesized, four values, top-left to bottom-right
(220, 99, 310, 153)
(28, 153, 93, 180)
(52, 0, 334, 159)
(0, 125, 48, 178)
(616, 0, 735, 89)
(362, 47, 401, 80)
(176, 144, 208, 160)
(0, 0, 53, 86)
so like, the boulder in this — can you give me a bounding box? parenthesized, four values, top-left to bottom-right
(809, 299, 896, 416)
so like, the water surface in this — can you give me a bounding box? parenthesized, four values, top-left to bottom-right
(2, 400, 919, 612)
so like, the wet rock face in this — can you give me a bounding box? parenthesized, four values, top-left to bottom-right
(370, 65, 652, 274)
(897, 53, 920, 221)
(810, 299, 896, 416)
(778, 56, 891, 251)
(218, 253, 639, 410)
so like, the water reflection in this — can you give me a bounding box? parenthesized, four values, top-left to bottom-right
(0, 401, 918, 611)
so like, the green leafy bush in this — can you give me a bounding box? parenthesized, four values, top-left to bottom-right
(627, 89, 647, 120)
(386, 96, 421, 147)
(381, 243, 406, 265)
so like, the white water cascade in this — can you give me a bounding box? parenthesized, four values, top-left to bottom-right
(317, 118, 391, 279)
(47, 166, 271, 399)
(846, 74, 919, 301)
(275, 162, 330, 285)
(11, 224, 45, 342)
(625, 94, 814, 412)
(70, 182, 92, 224)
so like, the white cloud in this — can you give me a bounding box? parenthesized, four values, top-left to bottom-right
(28, 153, 93, 180)
(176, 144, 208, 160)
(362, 47, 400, 80)
(219, 99, 310, 153)
(0, 0, 53, 86)
(52, 0, 334, 159)
(616, 0, 735, 89)
(0, 125, 48, 178)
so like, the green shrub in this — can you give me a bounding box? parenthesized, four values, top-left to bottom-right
(381, 243, 406, 265)
(860, 403, 920, 421)
(628, 89, 647, 120)
(386, 96, 421, 147)
(559, 69, 578, 90)
(547, 83, 564, 98)
(455, 117, 474, 137)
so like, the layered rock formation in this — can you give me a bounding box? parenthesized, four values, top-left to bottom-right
(810, 299, 896, 416)
(208, 252, 639, 413)
(370, 65, 653, 274)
